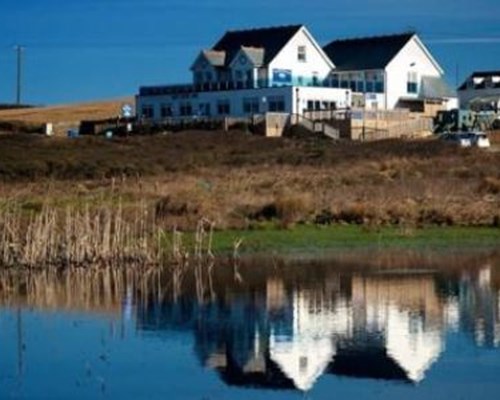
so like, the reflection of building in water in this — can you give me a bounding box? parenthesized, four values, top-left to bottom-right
(269, 286, 351, 391)
(348, 275, 444, 383)
(133, 263, 500, 392)
(457, 265, 500, 347)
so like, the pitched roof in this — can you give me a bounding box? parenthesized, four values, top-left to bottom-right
(323, 33, 414, 71)
(420, 76, 456, 99)
(202, 50, 226, 67)
(458, 70, 500, 90)
(241, 46, 265, 66)
(212, 25, 303, 67)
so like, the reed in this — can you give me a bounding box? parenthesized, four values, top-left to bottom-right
(0, 202, 160, 268)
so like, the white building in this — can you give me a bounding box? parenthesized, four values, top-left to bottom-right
(323, 32, 458, 112)
(136, 26, 457, 122)
(458, 70, 500, 111)
(137, 25, 350, 122)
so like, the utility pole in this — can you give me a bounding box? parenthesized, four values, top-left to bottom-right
(14, 45, 24, 105)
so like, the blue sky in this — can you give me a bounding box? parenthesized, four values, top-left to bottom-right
(0, 0, 499, 105)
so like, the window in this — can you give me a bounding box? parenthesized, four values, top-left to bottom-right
(217, 100, 230, 115)
(179, 102, 192, 116)
(407, 71, 418, 93)
(243, 97, 259, 114)
(268, 96, 285, 112)
(331, 74, 339, 88)
(160, 103, 172, 118)
(205, 72, 213, 82)
(194, 71, 203, 84)
(365, 71, 385, 93)
(340, 74, 349, 89)
(235, 70, 243, 81)
(312, 72, 319, 86)
(297, 45, 306, 62)
(141, 105, 154, 119)
(199, 103, 211, 116)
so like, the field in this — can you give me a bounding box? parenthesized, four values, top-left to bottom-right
(0, 97, 134, 124)
(1, 130, 499, 235)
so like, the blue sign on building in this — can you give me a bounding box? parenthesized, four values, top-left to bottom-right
(272, 69, 292, 84)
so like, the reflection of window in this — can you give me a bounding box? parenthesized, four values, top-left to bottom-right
(299, 356, 308, 372)
(298, 45, 306, 62)
(268, 96, 285, 112)
(243, 97, 259, 113)
(217, 100, 230, 115)
(407, 71, 418, 93)
(141, 105, 154, 119)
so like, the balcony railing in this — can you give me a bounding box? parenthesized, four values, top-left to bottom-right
(139, 78, 337, 97)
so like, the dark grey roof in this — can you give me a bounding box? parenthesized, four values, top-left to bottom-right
(458, 70, 500, 90)
(420, 76, 456, 99)
(212, 25, 303, 67)
(323, 33, 414, 71)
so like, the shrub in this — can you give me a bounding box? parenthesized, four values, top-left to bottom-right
(275, 193, 312, 226)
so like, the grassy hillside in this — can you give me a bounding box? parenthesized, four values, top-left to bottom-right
(0, 131, 499, 230)
(0, 97, 134, 124)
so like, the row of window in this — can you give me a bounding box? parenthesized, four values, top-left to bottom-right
(141, 96, 286, 118)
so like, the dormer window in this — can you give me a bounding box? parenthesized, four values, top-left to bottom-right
(298, 45, 306, 62)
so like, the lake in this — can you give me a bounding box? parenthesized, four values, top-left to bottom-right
(1, 250, 499, 399)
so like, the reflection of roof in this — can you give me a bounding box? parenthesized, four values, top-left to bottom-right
(212, 25, 303, 67)
(386, 307, 442, 383)
(270, 335, 335, 391)
(217, 352, 296, 390)
(323, 33, 414, 71)
(329, 347, 412, 383)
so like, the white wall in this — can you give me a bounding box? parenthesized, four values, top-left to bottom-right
(292, 86, 351, 113)
(269, 27, 333, 86)
(385, 37, 442, 109)
(136, 86, 350, 121)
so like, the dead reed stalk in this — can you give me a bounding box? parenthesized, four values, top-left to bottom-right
(0, 203, 159, 268)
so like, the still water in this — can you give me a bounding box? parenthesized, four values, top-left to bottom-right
(1, 251, 500, 399)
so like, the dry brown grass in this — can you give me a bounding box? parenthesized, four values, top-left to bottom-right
(0, 131, 499, 229)
(0, 97, 134, 124)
